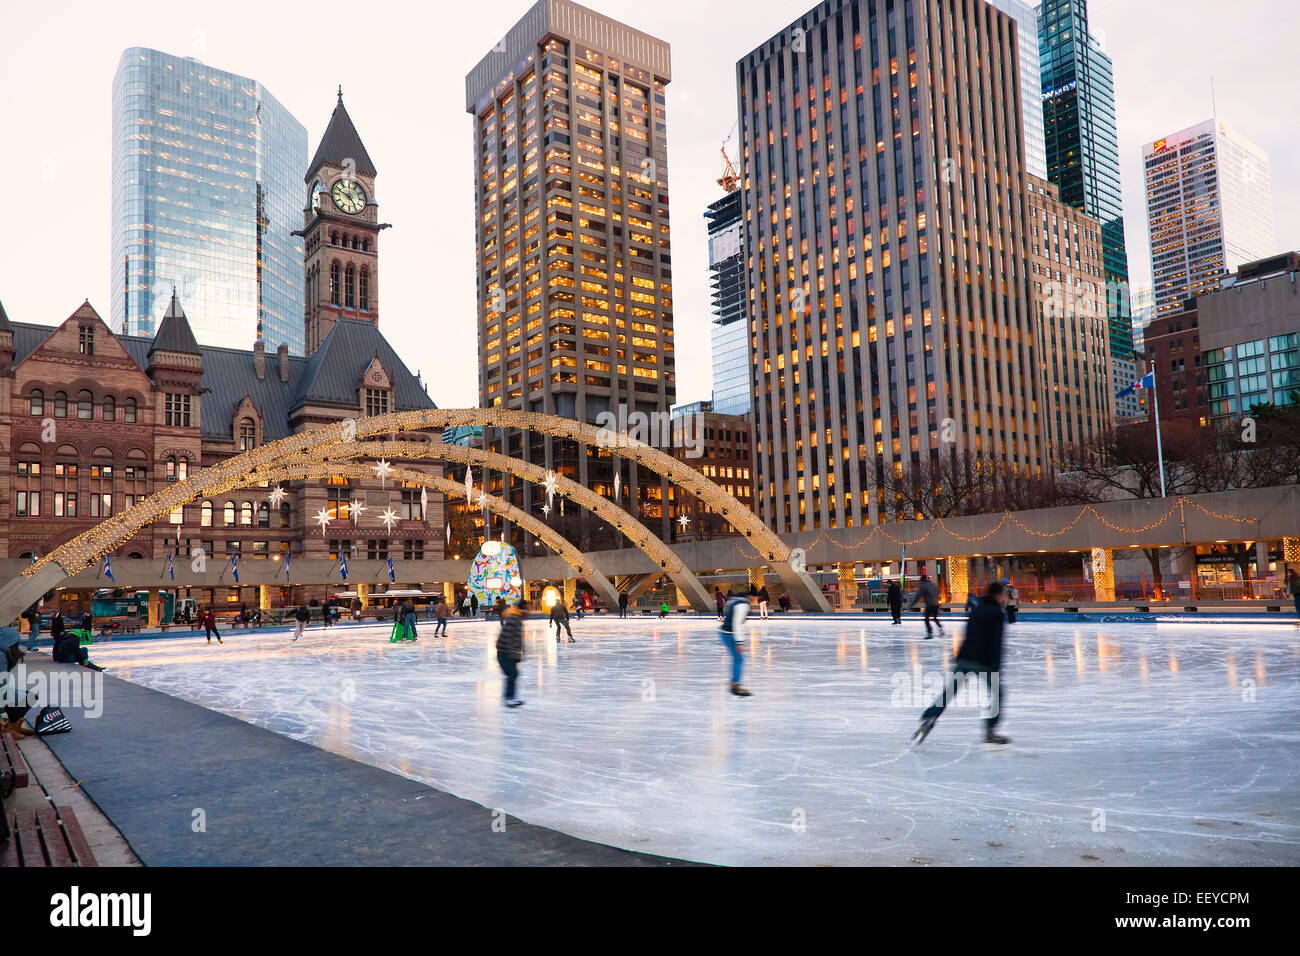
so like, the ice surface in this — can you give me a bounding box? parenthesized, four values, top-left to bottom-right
(86, 614, 1300, 865)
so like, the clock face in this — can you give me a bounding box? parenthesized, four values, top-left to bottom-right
(331, 178, 366, 214)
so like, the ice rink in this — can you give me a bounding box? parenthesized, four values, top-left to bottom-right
(84, 612, 1300, 865)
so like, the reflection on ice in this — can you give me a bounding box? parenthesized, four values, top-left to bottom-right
(89, 615, 1300, 865)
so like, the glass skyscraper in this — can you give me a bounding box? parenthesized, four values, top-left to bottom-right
(1038, 0, 1131, 361)
(988, 0, 1047, 180)
(112, 48, 308, 352)
(705, 191, 750, 416)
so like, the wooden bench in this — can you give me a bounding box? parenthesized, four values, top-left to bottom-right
(1, 733, 29, 794)
(0, 806, 98, 867)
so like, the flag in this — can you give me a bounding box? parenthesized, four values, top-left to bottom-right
(1117, 370, 1156, 399)
(166, 551, 175, 582)
(285, 550, 291, 584)
(231, 554, 239, 584)
(387, 556, 396, 583)
(102, 556, 115, 583)
(339, 552, 349, 582)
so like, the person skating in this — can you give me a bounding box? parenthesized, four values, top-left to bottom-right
(497, 600, 528, 708)
(21, 606, 41, 651)
(433, 597, 450, 637)
(758, 585, 770, 620)
(200, 607, 223, 644)
(51, 625, 104, 671)
(549, 599, 574, 642)
(1003, 578, 1019, 623)
(912, 581, 1010, 746)
(715, 587, 726, 622)
(80, 610, 93, 633)
(887, 579, 903, 625)
(618, 591, 629, 619)
(402, 599, 418, 641)
(719, 589, 753, 697)
(908, 572, 942, 638)
(658, 600, 669, 619)
(1288, 569, 1300, 625)
(293, 604, 309, 641)
(49, 610, 66, 647)
(470, 593, 480, 618)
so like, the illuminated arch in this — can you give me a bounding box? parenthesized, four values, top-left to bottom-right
(254, 462, 620, 609)
(8, 409, 827, 615)
(277, 439, 714, 611)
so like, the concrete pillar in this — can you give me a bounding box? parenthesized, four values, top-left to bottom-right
(443, 581, 457, 605)
(147, 588, 161, 628)
(837, 563, 857, 609)
(1176, 548, 1198, 600)
(675, 584, 688, 609)
(1091, 548, 1115, 603)
(947, 557, 969, 605)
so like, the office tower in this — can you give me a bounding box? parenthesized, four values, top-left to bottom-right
(1026, 175, 1113, 449)
(987, 0, 1047, 179)
(1038, 0, 1131, 366)
(466, 0, 674, 549)
(1143, 119, 1277, 316)
(705, 191, 750, 415)
(111, 48, 308, 352)
(738, 0, 1045, 534)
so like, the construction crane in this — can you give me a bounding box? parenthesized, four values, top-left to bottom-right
(717, 138, 740, 193)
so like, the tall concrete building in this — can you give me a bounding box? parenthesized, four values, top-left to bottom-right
(111, 48, 308, 352)
(1143, 119, 1277, 316)
(705, 191, 750, 415)
(465, 0, 675, 548)
(1038, 0, 1132, 370)
(1026, 175, 1113, 450)
(987, 0, 1047, 180)
(738, 0, 1045, 534)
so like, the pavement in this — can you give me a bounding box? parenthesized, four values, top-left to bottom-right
(23, 657, 691, 866)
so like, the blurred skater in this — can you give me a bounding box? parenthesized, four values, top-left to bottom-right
(550, 598, 574, 642)
(618, 591, 629, 618)
(433, 597, 450, 637)
(497, 600, 527, 708)
(715, 587, 726, 622)
(758, 585, 770, 619)
(1003, 578, 1019, 623)
(887, 579, 903, 625)
(908, 572, 942, 638)
(912, 582, 1010, 746)
(719, 589, 753, 697)
(293, 604, 309, 641)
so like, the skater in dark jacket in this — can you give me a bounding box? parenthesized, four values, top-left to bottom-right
(52, 626, 104, 671)
(912, 582, 1010, 746)
(618, 591, 629, 618)
(719, 591, 753, 697)
(886, 580, 903, 625)
(497, 601, 528, 707)
(908, 573, 942, 637)
(715, 587, 726, 622)
(549, 600, 574, 642)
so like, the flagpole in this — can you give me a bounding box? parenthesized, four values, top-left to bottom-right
(1151, 373, 1167, 497)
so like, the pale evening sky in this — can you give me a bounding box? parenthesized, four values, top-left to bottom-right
(0, 0, 1295, 406)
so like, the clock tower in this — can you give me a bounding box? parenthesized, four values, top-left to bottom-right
(297, 89, 390, 355)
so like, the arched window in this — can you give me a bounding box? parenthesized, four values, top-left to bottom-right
(102, 395, 115, 421)
(77, 389, 93, 420)
(29, 389, 44, 416)
(362, 238, 370, 253)
(166, 457, 177, 481)
(177, 458, 188, 481)
(345, 264, 355, 308)
(359, 268, 370, 311)
(330, 261, 340, 305)
(257, 502, 270, 528)
(240, 502, 253, 526)
(238, 418, 256, 451)
(223, 501, 235, 527)
(279, 502, 292, 528)
(124, 397, 137, 423)
(201, 501, 213, 527)
(53, 391, 67, 418)
(330, 231, 337, 246)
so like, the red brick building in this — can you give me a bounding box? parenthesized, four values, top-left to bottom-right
(668, 405, 755, 542)
(1143, 304, 1209, 425)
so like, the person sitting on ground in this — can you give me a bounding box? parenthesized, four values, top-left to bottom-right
(51, 624, 104, 672)
(0, 627, 36, 737)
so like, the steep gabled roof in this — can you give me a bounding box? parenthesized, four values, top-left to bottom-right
(293, 319, 433, 413)
(0, 298, 11, 333)
(148, 291, 201, 357)
(307, 92, 376, 180)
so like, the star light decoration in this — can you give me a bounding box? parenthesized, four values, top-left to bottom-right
(268, 486, 288, 508)
(542, 503, 551, 518)
(372, 458, 394, 488)
(613, 470, 621, 500)
(542, 469, 558, 508)
(678, 513, 691, 531)
(314, 507, 333, 538)
(349, 499, 367, 527)
(379, 507, 400, 534)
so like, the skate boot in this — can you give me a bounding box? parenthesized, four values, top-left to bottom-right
(984, 731, 1011, 745)
(911, 715, 937, 746)
(729, 682, 753, 697)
